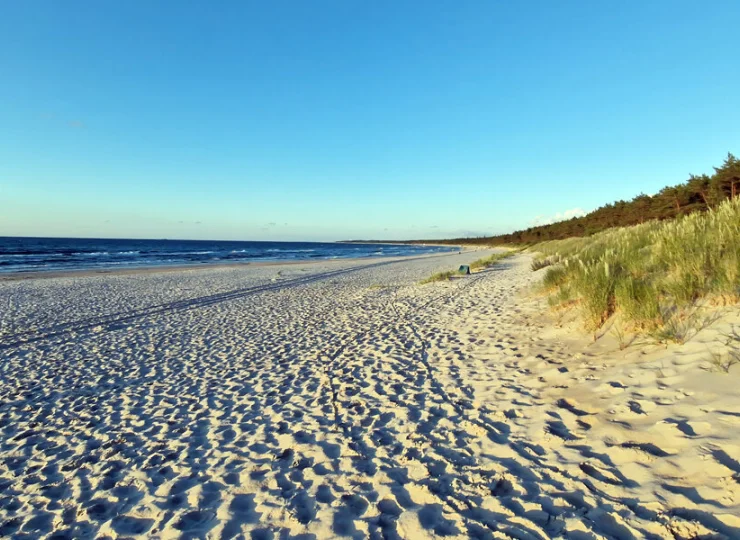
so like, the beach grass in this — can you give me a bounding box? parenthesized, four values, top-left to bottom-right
(531, 197, 740, 335)
(419, 250, 517, 284)
(469, 251, 516, 270)
(419, 270, 456, 284)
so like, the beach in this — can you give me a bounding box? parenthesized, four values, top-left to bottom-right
(1, 251, 738, 539)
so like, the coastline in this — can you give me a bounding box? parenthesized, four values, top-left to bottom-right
(0, 258, 341, 282)
(0, 237, 460, 280)
(0, 250, 463, 282)
(1, 250, 737, 538)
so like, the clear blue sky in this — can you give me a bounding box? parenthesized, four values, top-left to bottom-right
(1, 1, 738, 241)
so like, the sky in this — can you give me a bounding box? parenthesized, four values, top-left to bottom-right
(1, 1, 739, 242)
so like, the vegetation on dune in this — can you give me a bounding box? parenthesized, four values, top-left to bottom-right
(419, 251, 517, 284)
(708, 326, 740, 373)
(419, 270, 456, 284)
(469, 251, 516, 270)
(420, 153, 740, 246)
(532, 197, 740, 337)
(413, 153, 740, 344)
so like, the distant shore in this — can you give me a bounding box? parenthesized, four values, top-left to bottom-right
(339, 239, 491, 250)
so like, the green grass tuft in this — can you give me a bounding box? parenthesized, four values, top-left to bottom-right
(420, 250, 518, 285)
(614, 277, 661, 330)
(531, 197, 740, 336)
(419, 270, 456, 284)
(531, 255, 558, 271)
(541, 266, 568, 291)
(469, 251, 516, 270)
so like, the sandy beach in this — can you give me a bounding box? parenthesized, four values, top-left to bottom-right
(1, 251, 738, 539)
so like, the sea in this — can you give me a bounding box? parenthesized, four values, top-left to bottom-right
(0, 237, 457, 274)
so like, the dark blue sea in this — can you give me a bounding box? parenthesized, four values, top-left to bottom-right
(0, 237, 457, 274)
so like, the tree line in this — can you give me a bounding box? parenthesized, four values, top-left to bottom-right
(429, 152, 740, 246)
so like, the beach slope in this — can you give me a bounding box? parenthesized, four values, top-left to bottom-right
(0, 252, 738, 538)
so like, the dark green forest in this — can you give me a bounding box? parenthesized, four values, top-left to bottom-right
(428, 153, 740, 246)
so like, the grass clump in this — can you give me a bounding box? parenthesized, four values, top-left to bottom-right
(470, 251, 515, 270)
(614, 277, 661, 330)
(532, 197, 740, 339)
(419, 270, 455, 284)
(574, 260, 618, 329)
(709, 325, 740, 372)
(707, 349, 740, 373)
(541, 266, 568, 291)
(531, 255, 559, 271)
(420, 250, 517, 285)
(649, 309, 698, 345)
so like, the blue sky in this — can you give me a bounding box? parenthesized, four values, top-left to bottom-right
(1, 1, 738, 241)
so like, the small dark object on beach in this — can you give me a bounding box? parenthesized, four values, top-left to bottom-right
(458, 265, 470, 275)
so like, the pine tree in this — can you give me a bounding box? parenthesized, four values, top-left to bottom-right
(713, 152, 740, 200)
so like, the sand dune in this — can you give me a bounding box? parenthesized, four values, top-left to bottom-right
(1, 252, 738, 539)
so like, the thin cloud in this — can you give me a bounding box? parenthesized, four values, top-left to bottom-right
(429, 229, 491, 238)
(39, 113, 86, 129)
(530, 208, 587, 227)
(457, 230, 491, 238)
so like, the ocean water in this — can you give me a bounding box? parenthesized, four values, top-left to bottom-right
(0, 237, 457, 274)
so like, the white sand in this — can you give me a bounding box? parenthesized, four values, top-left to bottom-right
(0, 252, 738, 539)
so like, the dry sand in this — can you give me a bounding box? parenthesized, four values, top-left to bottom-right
(0, 251, 738, 539)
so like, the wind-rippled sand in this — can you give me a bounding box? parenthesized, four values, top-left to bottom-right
(1, 253, 738, 539)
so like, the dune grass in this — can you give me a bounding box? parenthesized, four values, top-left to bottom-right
(419, 270, 456, 284)
(470, 251, 516, 270)
(532, 197, 740, 336)
(419, 250, 517, 284)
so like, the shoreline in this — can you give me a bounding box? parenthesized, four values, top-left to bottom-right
(0, 251, 465, 282)
(0, 237, 463, 282)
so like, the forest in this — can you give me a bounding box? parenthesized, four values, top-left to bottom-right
(430, 153, 740, 246)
